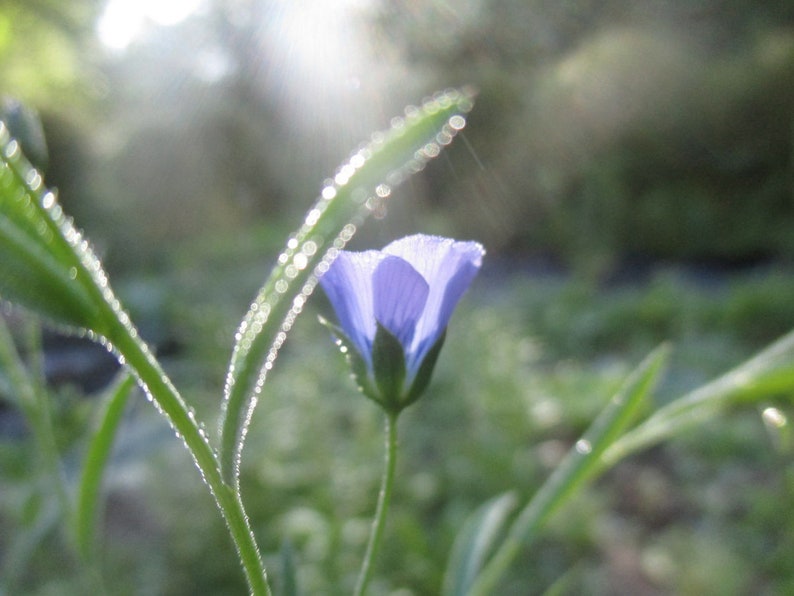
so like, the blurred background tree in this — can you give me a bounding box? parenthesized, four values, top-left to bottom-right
(3, 0, 794, 276)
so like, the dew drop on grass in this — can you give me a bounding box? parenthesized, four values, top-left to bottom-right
(449, 115, 467, 130)
(41, 191, 56, 210)
(4, 139, 19, 159)
(575, 439, 592, 455)
(762, 407, 787, 429)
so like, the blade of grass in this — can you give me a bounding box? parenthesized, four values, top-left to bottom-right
(467, 345, 670, 596)
(442, 492, 518, 596)
(601, 329, 794, 467)
(0, 122, 114, 334)
(75, 372, 136, 562)
(218, 88, 475, 486)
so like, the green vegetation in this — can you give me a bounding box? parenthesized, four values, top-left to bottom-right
(6, 226, 793, 593)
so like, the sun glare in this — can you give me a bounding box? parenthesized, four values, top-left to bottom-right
(97, 0, 204, 50)
(258, 0, 391, 140)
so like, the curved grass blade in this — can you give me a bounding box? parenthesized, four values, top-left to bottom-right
(75, 372, 136, 562)
(442, 492, 518, 596)
(0, 122, 115, 335)
(601, 328, 794, 467)
(468, 345, 670, 596)
(219, 88, 476, 485)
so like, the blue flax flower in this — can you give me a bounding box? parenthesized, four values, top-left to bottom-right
(320, 234, 484, 412)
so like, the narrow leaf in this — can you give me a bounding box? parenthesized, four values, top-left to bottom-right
(0, 121, 114, 335)
(468, 345, 670, 596)
(219, 88, 475, 485)
(442, 492, 518, 596)
(602, 328, 794, 467)
(75, 372, 136, 562)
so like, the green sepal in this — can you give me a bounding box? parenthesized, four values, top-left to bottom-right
(403, 329, 446, 408)
(372, 322, 408, 412)
(317, 315, 380, 403)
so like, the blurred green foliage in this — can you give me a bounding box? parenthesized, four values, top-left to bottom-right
(2, 0, 794, 273)
(2, 219, 794, 593)
(4, 236, 786, 594)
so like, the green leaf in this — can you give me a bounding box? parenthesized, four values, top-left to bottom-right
(75, 372, 135, 563)
(0, 121, 113, 335)
(219, 88, 476, 485)
(602, 328, 794, 467)
(371, 322, 407, 411)
(468, 345, 670, 596)
(442, 492, 518, 596)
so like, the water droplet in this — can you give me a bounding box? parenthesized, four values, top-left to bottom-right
(302, 240, 318, 256)
(575, 439, 592, 455)
(762, 407, 787, 429)
(375, 184, 391, 198)
(305, 208, 322, 226)
(293, 253, 308, 270)
(404, 105, 420, 119)
(422, 142, 441, 158)
(449, 115, 467, 130)
(4, 139, 20, 159)
(68, 267, 78, 280)
(350, 152, 365, 168)
(275, 280, 288, 293)
(343, 224, 356, 237)
(436, 130, 453, 146)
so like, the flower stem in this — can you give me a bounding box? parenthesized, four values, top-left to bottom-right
(354, 411, 399, 596)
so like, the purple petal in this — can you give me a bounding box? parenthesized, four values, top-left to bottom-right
(372, 256, 429, 349)
(319, 250, 385, 363)
(383, 235, 484, 371)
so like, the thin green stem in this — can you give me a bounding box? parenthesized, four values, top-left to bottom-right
(354, 411, 399, 596)
(104, 317, 271, 596)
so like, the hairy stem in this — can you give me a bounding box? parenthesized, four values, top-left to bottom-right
(105, 316, 271, 596)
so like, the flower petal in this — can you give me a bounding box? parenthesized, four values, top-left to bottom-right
(383, 235, 484, 371)
(372, 255, 429, 350)
(319, 250, 385, 364)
